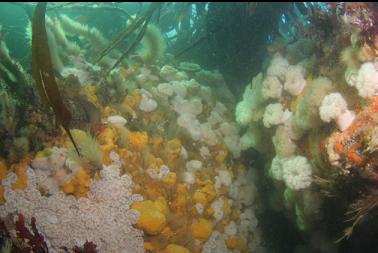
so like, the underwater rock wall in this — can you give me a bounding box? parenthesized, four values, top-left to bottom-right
(0, 30, 263, 251)
(235, 2, 378, 251)
(1, 2, 378, 253)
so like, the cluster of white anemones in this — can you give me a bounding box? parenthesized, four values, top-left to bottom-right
(346, 61, 378, 98)
(235, 53, 357, 194)
(132, 64, 263, 251)
(152, 65, 244, 158)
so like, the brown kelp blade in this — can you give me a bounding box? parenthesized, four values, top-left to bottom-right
(94, 14, 145, 64)
(31, 2, 81, 156)
(94, 2, 160, 65)
(107, 14, 151, 74)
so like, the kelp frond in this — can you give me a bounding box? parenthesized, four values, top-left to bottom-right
(107, 17, 150, 73)
(31, 2, 80, 156)
(95, 3, 161, 71)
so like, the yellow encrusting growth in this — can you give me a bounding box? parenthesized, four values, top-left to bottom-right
(171, 184, 189, 216)
(127, 131, 149, 150)
(132, 200, 167, 235)
(198, 180, 217, 203)
(162, 172, 177, 187)
(215, 144, 229, 163)
(191, 218, 213, 241)
(12, 165, 28, 190)
(163, 244, 190, 253)
(98, 127, 117, 164)
(193, 191, 208, 205)
(62, 168, 91, 198)
(225, 237, 248, 252)
(0, 160, 8, 179)
(79, 85, 99, 106)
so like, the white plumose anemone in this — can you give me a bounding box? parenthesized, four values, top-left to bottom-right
(282, 156, 312, 190)
(356, 62, 378, 98)
(319, 92, 355, 131)
(284, 65, 307, 96)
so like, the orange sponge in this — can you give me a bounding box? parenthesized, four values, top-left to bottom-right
(132, 200, 167, 235)
(62, 168, 91, 198)
(12, 165, 28, 190)
(163, 244, 190, 253)
(128, 131, 149, 150)
(191, 218, 213, 241)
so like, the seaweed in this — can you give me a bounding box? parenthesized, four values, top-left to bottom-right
(95, 3, 160, 73)
(31, 2, 81, 156)
(73, 242, 98, 253)
(61, 241, 98, 253)
(107, 14, 151, 73)
(94, 13, 146, 64)
(14, 213, 49, 253)
(0, 39, 30, 101)
(174, 33, 210, 59)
